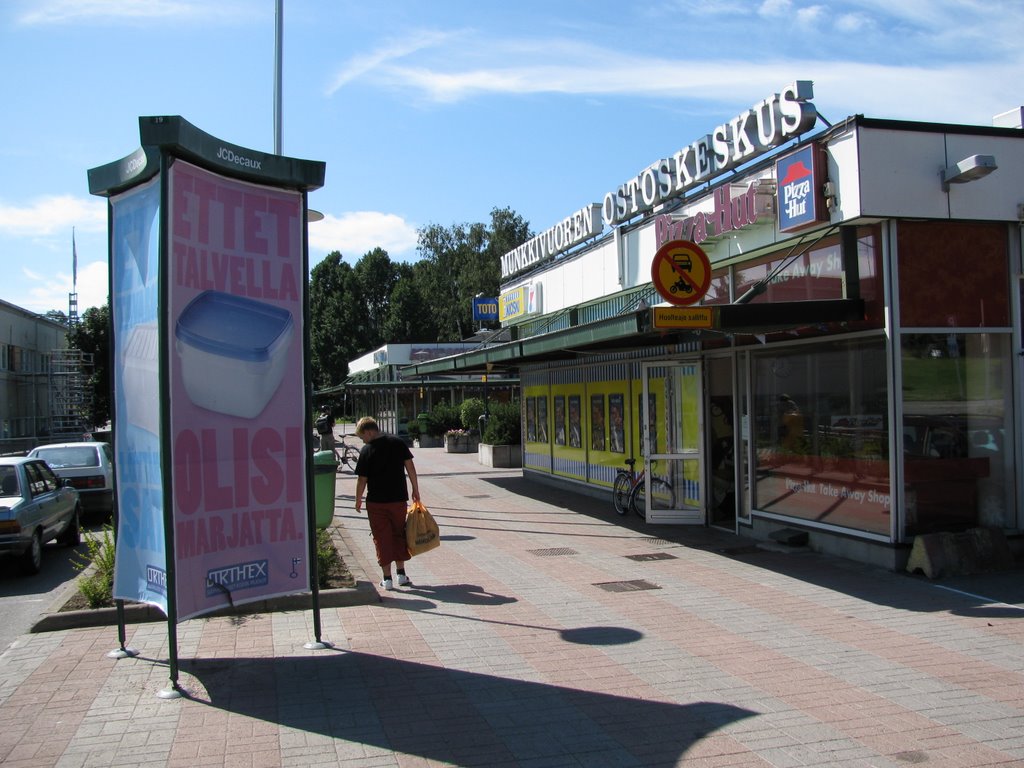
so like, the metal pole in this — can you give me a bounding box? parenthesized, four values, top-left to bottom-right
(273, 0, 283, 155)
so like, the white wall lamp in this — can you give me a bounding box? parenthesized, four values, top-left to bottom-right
(941, 154, 997, 191)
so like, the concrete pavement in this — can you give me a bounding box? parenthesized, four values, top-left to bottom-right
(2, 443, 1024, 766)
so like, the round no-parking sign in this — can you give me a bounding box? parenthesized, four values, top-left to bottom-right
(651, 240, 711, 306)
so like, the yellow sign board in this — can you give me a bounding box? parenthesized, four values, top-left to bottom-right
(499, 287, 528, 322)
(652, 306, 714, 329)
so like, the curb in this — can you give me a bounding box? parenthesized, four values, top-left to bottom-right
(30, 579, 380, 633)
(30, 501, 378, 633)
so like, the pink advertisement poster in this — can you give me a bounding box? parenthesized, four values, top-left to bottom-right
(167, 159, 309, 620)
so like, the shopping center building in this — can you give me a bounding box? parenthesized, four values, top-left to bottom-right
(402, 82, 1024, 570)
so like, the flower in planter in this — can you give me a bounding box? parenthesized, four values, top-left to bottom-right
(445, 428, 471, 444)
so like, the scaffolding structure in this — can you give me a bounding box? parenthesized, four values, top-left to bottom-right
(49, 349, 93, 440)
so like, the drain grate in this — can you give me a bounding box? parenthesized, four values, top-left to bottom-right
(642, 537, 678, 547)
(625, 552, 678, 562)
(594, 579, 661, 593)
(528, 547, 579, 557)
(464, 494, 491, 499)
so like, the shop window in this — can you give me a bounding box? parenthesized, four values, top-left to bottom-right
(902, 333, 1014, 535)
(752, 337, 890, 536)
(733, 227, 883, 327)
(702, 272, 731, 305)
(898, 221, 1009, 328)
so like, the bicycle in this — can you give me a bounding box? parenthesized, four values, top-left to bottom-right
(612, 458, 675, 518)
(628, 464, 675, 518)
(336, 434, 360, 471)
(610, 460, 643, 520)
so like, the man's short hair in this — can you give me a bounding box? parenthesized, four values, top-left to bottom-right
(355, 416, 379, 438)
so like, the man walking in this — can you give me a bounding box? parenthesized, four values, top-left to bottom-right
(353, 416, 421, 590)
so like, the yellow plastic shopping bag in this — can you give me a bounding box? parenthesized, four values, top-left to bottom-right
(405, 501, 441, 556)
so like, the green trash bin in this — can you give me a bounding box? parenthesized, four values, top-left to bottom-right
(313, 450, 339, 529)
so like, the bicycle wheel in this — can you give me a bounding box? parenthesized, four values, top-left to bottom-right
(629, 477, 675, 519)
(612, 472, 632, 515)
(628, 480, 646, 519)
(341, 444, 359, 469)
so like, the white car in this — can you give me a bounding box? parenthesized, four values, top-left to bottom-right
(0, 457, 81, 575)
(27, 442, 115, 519)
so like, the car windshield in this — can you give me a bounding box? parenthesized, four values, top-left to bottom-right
(33, 447, 99, 468)
(0, 467, 18, 496)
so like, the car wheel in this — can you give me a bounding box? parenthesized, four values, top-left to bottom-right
(58, 504, 82, 547)
(20, 530, 43, 576)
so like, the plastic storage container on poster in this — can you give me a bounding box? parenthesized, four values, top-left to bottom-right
(175, 290, 294, 419)
(124, 322, 159, 434)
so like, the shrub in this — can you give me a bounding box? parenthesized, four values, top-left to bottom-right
(482, 400, 522, 445)
(459, 398, 485, 431)
(71, 523, 345, 607)
(316, 528, 341, 589)
(420, 403, 461, 436)
(72, 524, 116, 608)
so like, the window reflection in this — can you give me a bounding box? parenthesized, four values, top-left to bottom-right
(902, 333, 1013, 534)
(752, 338, 890, 536)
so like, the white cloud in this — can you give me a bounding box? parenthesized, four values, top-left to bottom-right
(0, 195, 106, 237)
(326, 30, 459, 97)
(20, 258, 107, 315)
(308, 211, 419, 262)
(16, 0, 253, 25)
(18, 0, 197, 24)
(835, 13, 869, 33)
(759, 0, 792, 17)
(796, 5, 826, 26)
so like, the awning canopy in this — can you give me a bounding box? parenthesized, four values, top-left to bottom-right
(401, 298, 865, 377)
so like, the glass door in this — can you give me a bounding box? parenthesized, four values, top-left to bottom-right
(640, 361, 704, 524)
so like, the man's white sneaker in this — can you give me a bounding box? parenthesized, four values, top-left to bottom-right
(396, 574, 413, 587)
(380, 578, 395, 591)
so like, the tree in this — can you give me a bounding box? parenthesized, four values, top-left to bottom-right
(415, 207, 531, 340)
(383, 262, 436, 342)
(353, 247, 398, 349)
(66, 303, 111, 429)
(309, 252, 358, 389)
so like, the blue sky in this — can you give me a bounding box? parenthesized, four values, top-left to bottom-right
(1, 0, 1021, 315)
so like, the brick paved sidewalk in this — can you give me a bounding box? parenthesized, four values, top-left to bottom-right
(1, 445, 1023, 766)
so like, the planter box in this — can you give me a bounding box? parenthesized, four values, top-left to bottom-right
(445, 434, 479, 453)
(415, 435, 443, 448)
(478, 443, 522, 468)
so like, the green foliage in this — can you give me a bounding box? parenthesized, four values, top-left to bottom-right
(310, 252, 356, 389)
(383, 263, 437, 342)
(415, 207, 532, 342)
(71, 524, 344, 607)
(72, 524, 116, 608)
(482, 400, 522, 445)
(315, 529, 341, 590)
(459, 398, 485, 430)
(419, 403, 462, 437)
(66, 302, 111, 429)
(354, 247, 399, 347)
(406, 421, 421, 440)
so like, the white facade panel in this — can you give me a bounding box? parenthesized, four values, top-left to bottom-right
(857, 129, 950, 218)
(825, 129, 863, 221)
(943, 134, 1024, 221)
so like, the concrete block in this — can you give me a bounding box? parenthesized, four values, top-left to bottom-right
(906, 527, 1013, 579)
(769, 527, 809, 547)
